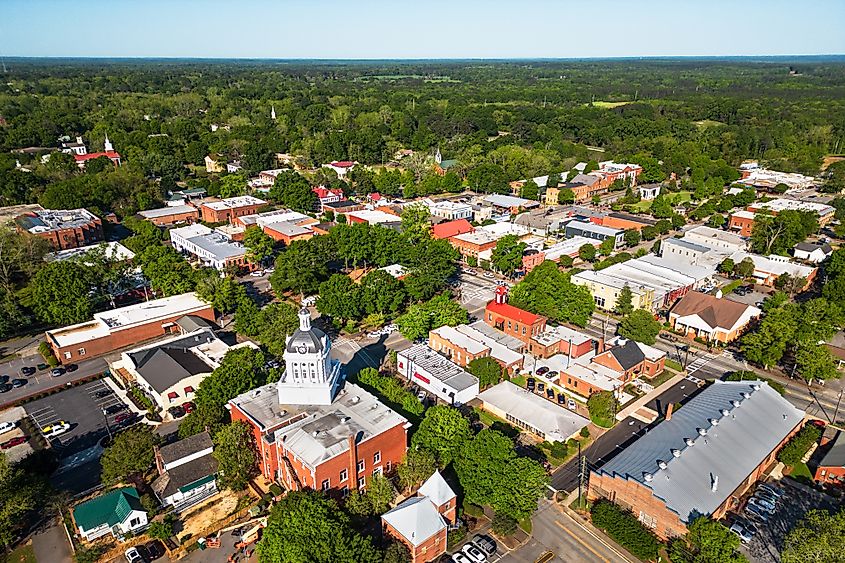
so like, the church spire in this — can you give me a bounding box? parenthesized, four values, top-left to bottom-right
(104, 133, 113, 153)
(271, 105, 276, 120)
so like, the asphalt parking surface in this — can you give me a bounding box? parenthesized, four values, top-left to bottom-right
(24, 379, 132, 458)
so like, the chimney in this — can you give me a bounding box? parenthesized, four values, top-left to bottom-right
(596, 338, 605, 354)
(76, 136, 83, 145)
(347, 434, 359, 491)
(665, 402, 673, 421)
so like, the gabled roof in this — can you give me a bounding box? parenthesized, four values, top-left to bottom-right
(128, 338, 215, 393)
(608, 339, 646, 370)
(432, 219, 474, 240)
(381, 496, 446, 547)
(158, 431, 213, 466)
(597, 381, 804, 523)
(818, 431, 845, 469)
(671, 291, 757, 332)
(152, 453, 218, 499)
(73, 487, 143, 531)
(418, 470, 456, 507)
(795, 241, 832, 254)
(486, 300, 541, 326)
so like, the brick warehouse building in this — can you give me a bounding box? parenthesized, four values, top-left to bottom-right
(45, 293, 214, 363)
(198, 195, 267, 224)
(15, 208, 104, 250)
(588, 381, 803, 540)
(484, 285, 547, 344)
(229, 309, 410, 493)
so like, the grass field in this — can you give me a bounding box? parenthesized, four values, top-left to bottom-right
(789, 462, 814, 485)
(589, 100, 631, 109)
(1, 544, 36, 563)
(630, 190, 691, 212)
(694, 119, 726, 129)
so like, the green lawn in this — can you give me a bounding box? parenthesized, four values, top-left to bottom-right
(721, 279, 744, 294)
(509, 374, 526, 388)
(630, 190, 691, 212)
(789, 462, 814, 485)
(589, 100, 631, 109)
(1, 544, 36, 563)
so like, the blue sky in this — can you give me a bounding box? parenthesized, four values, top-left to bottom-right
(4, 0, 844, 59)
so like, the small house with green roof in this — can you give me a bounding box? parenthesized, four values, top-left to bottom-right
(72, 486, 148, 542)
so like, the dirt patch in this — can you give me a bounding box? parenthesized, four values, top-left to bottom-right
(179, 490, 242, 539)
(822, 155, 845, 170)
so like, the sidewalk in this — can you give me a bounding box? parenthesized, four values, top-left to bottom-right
(615, 372, 685, 421)
(555, 501, 639, 563)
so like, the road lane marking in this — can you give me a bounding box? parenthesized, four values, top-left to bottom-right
(557, 510, 635, 563)
(554, 520, 609, 563)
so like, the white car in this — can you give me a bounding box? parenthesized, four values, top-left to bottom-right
(0, 421, 16, 435)
(264, 267, 275, 274)
(250, 270, 264, 277)
(567, 398, 577, 411)
(461, 543, 488, 562)
(43, 422, 71, 438)
(451, 553, 473, 563)
(124, 547, 144, 563)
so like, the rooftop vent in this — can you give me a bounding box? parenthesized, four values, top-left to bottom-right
(644, 472, 654, 482)
(311, 431, 319, 437)
(731, 400, 741, 408)
(709, 418, 719, 426)
(711, 474, 719, 492)
(720, 409, 730, 416)
(684, 437, 695, 446)
(741, 392, 751, 399)
(671, 449, 681, 457)
(752, 384, 761, 391)
(658, 460, 668, 470)
(351, 396, 360, 404)
(341, 416, 351, 424)
(697, 427, 707, 436)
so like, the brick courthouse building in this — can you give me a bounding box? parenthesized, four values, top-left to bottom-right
(229, 309, 409, 493)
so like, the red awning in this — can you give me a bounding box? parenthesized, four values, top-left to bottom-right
(184, 386, 195, 394)
(167, 392, 178, 400)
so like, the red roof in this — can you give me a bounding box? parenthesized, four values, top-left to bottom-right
(312, 186, 343, 199)
(432, 219, 474, 240)
(330, 160, 355, 168)
(369, 192, 382, 201)
(485, 300, 541, 325)
(74, 151, 121, 162)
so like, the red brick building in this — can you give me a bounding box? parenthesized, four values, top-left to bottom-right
(588, 381, 804, 540)
(228, 310, 409, 493)
(432, 219, 474, 240)
(382, 471, 456, 563)
(15, 208, 104, 251)
(728, 210, 756, 237)
(198, 196, 267, 224)
(591, 338, 666, 383)
(484, 286, 547, 344)
(138, 205, 200, 227)
(45, 293, 214, 363)
(814, 430, 845, 487)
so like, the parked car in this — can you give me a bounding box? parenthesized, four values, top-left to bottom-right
(94, 389, 113, 399)
(103, 404, 127, 415)
(0, 421, 16, 435)
(567, 398, 577, 411)
(745, 503, 771, 522)
(114, 413, 135, 425)
(143, 540, 165, 561)
(472, 535, 497, 556)
(659, 333, 677, 342)
(460, 543, 487, 563)
(545, 388, 555, 399)
(483, 272, 495, 279)
(125, 547, 145, 563)
(557, 393, 566, 405)
(250, 270, 264, 277)
(182, 401, 196, 413)
(36, 363, 49, 371)
(757, 483, 784, 499)
(546, 370, 558, 378)
(264, 267, 275, 274)
(754, 490, 780, 506)
(537, 382, 545, 393)
(0, 436, 27, 450)
(168, 406, 186, 419)
(51, 367, 65, 377)
(20, 366, 36, 376)
(526, 378, 536, 390)
(748, 496, 776, 513)
(535, 366, 549, 376)
(0, 375, 8, 384)
(451, 553, 472, 563)
(43, 422, 71, 438)
(0, 384, 11, 393)
(11, 378, 26, 388)
(417, 391, 426, 401)
(65, 363, 78, 372)
(730, 520, 756, 543)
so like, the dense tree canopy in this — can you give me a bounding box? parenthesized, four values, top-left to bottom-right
(509, 261, 595, 327)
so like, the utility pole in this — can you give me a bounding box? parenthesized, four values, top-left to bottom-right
(833, 390, 843, 425)
(577, 441, 583, 508)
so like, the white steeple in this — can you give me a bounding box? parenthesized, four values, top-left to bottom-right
(277, 308, 342, 406)
(104, 133, 113, 153)
(435, 147, 442, 164)
(271, 106, 276, 120)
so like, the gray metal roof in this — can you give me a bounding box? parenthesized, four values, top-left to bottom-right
(187, 232, 246, 261)
(818, 430, 845, 469)
(597, 380, 804, 523)
(400, 344, 479, 392)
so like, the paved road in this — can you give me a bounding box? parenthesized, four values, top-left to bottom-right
(502, 500, 631, 563)
(456, 269, 502, 319)
(0, 354, 108, 408)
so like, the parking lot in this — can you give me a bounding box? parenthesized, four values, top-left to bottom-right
(24, 379, 133, 457)
(732, 479, 839, 563)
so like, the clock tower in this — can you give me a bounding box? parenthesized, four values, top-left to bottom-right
(276, 308, 342, 405)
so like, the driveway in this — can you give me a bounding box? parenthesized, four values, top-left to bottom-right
(31, 518, 73, 563)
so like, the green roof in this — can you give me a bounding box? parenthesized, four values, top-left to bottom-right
(178, 473, 217, 494)
(73, 487, 143, 532)
(439, 159, 458, 169)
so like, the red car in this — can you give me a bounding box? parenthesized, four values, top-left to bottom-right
(181, 402, 195, 414)
(1, 436, 27, 449)
(114, 413, 133, 424)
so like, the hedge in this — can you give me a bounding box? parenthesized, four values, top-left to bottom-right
(778, 424, 822, 466)
(356, 368, 424, 418)
(590, 500, 661, 560)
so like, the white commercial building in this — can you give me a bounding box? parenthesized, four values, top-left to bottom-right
(427, 200, 473, 221)
(397, 344, 479, 405)
(170, 224, 248, 271)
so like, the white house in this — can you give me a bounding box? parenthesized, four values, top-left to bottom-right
(794, 241, 832, 264)
(638, 184, 661, 200)
(152, 431, 219, 511)
(72, 487, 147, 542)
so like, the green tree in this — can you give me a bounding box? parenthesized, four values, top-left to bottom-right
(795, 342, 839, 383)
(670, 517, 746, 563)
(519, 179, 539, 201)
(195, 272, 242, 314)
(615, 284, 634, 316)
(578, 244, 597, 262)
(147, 516, 175, 541)
(359, 270, 406, 316)
(492, 512, 518, 537)
(400, 203, 431, 244)
(735, 257, 755, 278)
(508, 261, 595, 327)
(0, 453, 49, 549)
(598, 237, 615, 256)
(383, 541, 412, 563)
(411, 405, 472, 467)
(270, 239, 331, 296)
(397, 448, 438, 491)
(490, 234, 526, 275)
(213, 421, 258, 491)
(344, 474, 395, 516)
(750, 210, 819, 256)
(623, 229, 640, 247)
(317, 274, 362, 321)
(270, 170, 317, 212)
(618, 309, 661, 344)
(244, 226, 276, 265)
(718, 258, 735, 274)
(30, 260, 94, 325)
(257, 490, 382, 563)
(558, 188, 576, 205)
(467, 163, 508, 194)
(587, 391, 617, 427)
(467, 357, 504, 388)
(590, 501, 660, 561)
(219, 173, 248, 198)
(100, 426, 160, 483)
(707, 213, 726, 228)
(650, 194, 673, 218)
(782, 508, 845, 563)
(397, 293, 468, 340)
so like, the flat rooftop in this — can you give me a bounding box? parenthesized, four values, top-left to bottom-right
(47, 292, 210, 348)
(16, 208, 99, 233)
(48, 241, 135, 263)
(430, 325, 490, 356)
(202, 195, 266, 211)
(187, 232, 246, 260)
(138, 205, 197, 219)
(478, 381, 589, 442)
(566, 220, 621, 237)
(399, 344, 479, 393)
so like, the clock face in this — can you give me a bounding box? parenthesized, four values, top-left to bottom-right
(297, 344, 308, 354)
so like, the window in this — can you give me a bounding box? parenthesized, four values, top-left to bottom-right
(357, 460, 365, 473)
(373, 451, 381, 464)
(321, 479, 330, 491)
(638, 511, 657, 529)
(64, 352, 72, 360)
(341, 486, 349, 497)
(78, 348, 86, 356)
(522, 326, 526, 335)
(130, 517, 140, 527)
(595, 296, 606, 307)
(357, 477, 365, 489)
(340, 468, 348, 482)
(373, 467, 383, 477)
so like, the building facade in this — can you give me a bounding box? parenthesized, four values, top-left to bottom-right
(138, 205, 200, 227)
(484, 286, 547, 344)
(15, 208, 104, 250)
(198, 196, 267, 224)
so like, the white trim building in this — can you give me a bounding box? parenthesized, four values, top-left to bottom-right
(397, 344, 480, 405)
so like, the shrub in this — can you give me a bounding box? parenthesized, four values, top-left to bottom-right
(355, 367, 424, 418)
(590, 500, 661, 560)
(580, 426, 590, 439)
(778, 424, 822, 466)
(492, 512, 518, 537)
(587, 391, 617, 428)
(74, 546, 105, 563)
(147, 517, 175, 541)
(463, 502, 484, 518)
(447, 524, 467, 549)
(550, 441, 568, 459)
